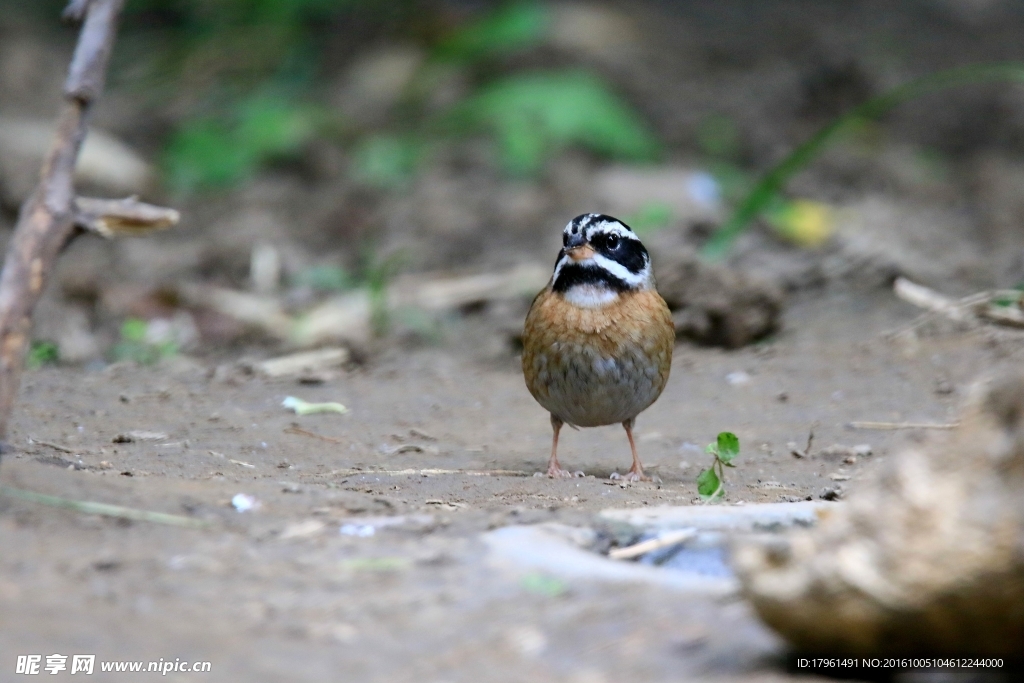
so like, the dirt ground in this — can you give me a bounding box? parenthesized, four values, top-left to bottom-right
(2, 287, 1020, 682)
(6, 0, 1024, 680)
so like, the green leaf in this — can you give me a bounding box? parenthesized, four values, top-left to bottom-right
(436, 2, 549, 63)
(448, 70, 660, 176)
(716, 432, 740, 464)
(236, 96, 316, 158)
(164, 96, 321, 194)
(120, 318, 149, 344)
(164, 120, 255, 193)
(704, 443, 718, 455)
(696, 467, 721, 498)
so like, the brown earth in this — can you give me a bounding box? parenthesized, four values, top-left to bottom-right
(5, 0, 1024, 680)
(2, 288, 1020, 682)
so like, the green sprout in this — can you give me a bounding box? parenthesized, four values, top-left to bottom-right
(111, 318, 178, 365)
(291, 265, 354, 292)
(697, 432, 740, 503)
(26, 341, 59, 370)
(362, 251, 405, 337)
(520, 572, 567, 597)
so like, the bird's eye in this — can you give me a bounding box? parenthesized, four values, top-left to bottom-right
(605, 234, 620, 249)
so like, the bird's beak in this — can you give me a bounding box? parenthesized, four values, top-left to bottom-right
(564, 233, 593, 261)
(566, 244, 596, 261)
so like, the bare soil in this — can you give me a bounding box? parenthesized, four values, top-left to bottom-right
(6, 0, 1024, 680)
(2, 289, 1018, 682)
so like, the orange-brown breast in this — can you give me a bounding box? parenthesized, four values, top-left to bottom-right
(522, 286, 674, 427)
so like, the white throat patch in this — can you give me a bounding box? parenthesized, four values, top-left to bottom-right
(561, 284, 620, 308)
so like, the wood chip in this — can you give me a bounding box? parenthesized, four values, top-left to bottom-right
(112, 430, 168, 443)
(284, 425, 344, 444)
(609, 529, 697, 560)
(255, 347, 350, 378)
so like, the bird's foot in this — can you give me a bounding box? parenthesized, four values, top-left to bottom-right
(610, 469, 650, 483)
(543, 464, 584, 478)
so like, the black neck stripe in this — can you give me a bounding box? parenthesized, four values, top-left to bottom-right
(552, 263, 630, 293)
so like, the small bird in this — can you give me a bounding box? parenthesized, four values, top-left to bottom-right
(522, 213, 674, 481)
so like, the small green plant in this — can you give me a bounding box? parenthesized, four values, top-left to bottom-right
(164, 95, 322, 193)
(291, 265, 354, 292)
(26, 341, 59, 370)
(434, 2, 549, 63)
(111, 318, 178, 365)
(520, 572, 567, 597)
(697, 431, 740, 503)
(445, 70, 661, 176)
(362, 251, 406, 337)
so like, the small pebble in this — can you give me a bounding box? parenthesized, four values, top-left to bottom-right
(726, 371, 751, 386)
(231, 493, 258, 512)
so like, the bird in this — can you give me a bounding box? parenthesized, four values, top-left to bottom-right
(522, 213, 675, 481)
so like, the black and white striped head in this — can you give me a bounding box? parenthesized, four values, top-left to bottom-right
(551, 213, 653, 308)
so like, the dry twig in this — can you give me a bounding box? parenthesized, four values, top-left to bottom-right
(849, 421, 959, 431)
(608, 529, 696, 561)
(284, 425, 345, 444)
(0, 0, 179, 442)
(0, 485, 208, 528)
(73, 196, 179, 237)
(890, 277, 1024, 337)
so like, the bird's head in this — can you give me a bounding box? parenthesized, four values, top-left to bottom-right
(551, 213, 653, 307)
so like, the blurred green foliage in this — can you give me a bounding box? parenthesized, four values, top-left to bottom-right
(696, 114, 740, 160)
(624, 202, 674, 236)
(27, 0, 662, 191)
(111, 318, 178, 365)
(26, 341, 60, 370)
(164, 94, 321, 192)
(447, 71, 661, 176)
(434, 2, 548, 62)
(291, 265, 354, 292)
(703, 62, 1024, 259)
(351, 134, 423, 189)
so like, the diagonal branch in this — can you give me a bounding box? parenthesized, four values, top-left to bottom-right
(0, 0, 134, 443)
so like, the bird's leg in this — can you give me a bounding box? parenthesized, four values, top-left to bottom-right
(546, 415, 573, 478)
(612, 417, 650, 482)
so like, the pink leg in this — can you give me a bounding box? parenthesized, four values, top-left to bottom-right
(612, 418, 650, 482)
(546, 415, 573, 478)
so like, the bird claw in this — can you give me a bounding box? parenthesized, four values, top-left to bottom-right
(610, 469, 650, 483)
(547, 466, 574, 478)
